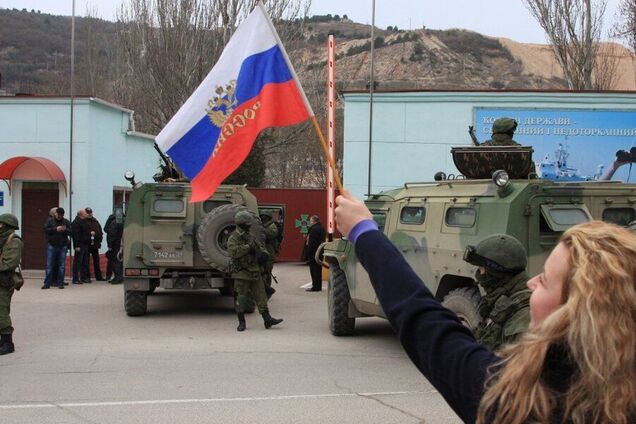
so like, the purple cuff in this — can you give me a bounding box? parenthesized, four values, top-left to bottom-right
(348, 219, 379, 244)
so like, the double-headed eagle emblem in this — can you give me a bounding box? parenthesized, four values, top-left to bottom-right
(206, 80, 238, 128)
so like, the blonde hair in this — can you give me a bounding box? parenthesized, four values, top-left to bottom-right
(477, 221, 636, 424)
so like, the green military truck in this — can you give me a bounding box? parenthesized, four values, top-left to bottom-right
(121, 173, 282, 316)
(322, 146, 636, 335)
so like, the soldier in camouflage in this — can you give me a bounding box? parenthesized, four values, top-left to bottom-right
(260, 210, 280, 299)
(463, 234, 530, 351)
(227, 210, 283, 332)
(0, 213, 24, 355)
(481, 117, 520, 146)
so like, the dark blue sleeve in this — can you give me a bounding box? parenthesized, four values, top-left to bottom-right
(355, 230, 498, 424)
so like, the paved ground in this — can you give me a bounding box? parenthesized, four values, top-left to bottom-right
(1, 263, 461, 424)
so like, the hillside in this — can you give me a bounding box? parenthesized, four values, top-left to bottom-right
(0, 8, 634, 99)
(301, 19, 635, 91)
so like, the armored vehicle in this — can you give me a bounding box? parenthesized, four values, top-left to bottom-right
(122, 173, 283, 316)
(322, 146, 636, 335)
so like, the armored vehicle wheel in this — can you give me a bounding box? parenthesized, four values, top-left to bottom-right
(328, 263, 355, 336)
(442, 287, 481, 329)
(125, 290, 148, 316)
(197, 204, 265, 271)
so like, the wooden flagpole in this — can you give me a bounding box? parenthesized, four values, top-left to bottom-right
(311, 116, 343, 192)
(326, 34, 336, 238)
(257, 2, 343, 193)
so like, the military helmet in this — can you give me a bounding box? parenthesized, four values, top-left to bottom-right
(463, 234, 527, 273)
(259, 210, 273, 223)
(0, 213, 19, 230)
(492, 117, 518, 135)
(234, 210, 253, 226)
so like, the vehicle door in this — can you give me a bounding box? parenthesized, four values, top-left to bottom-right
(142, 190, 194, 267)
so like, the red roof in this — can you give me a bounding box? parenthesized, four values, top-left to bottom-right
(0, 156, 66, 182)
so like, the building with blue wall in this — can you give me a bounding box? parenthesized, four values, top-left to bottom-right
(343, 90, 636, 199)
(0, 95, 158, 268)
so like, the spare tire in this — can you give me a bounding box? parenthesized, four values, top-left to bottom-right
(197, 204, 264, 271)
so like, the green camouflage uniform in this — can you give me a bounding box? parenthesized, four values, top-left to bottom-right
(262, 220, 279, 289)
(481, 118, 521, 146)
(473, 270, 530, 351)
(227, 226, 270, 314)
(481, 133, 521, 146)
(464, 233, 531, 351)
(0, 228, 24, 336)
(480, 117, 536, 176)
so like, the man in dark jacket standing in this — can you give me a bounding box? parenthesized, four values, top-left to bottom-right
(42, 207, 71, 289)
(104, 210, 124, 284)
(84, 207, 104, 281)
(71, 209, 90, 284)
(305, 215, 326, 292)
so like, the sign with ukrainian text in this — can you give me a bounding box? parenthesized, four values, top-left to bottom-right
(475, 108, 636, 182)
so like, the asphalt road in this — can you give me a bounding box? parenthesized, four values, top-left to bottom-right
(1, 263, 461, 424)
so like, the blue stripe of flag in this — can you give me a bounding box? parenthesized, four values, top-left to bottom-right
(167, 45, 293, 178)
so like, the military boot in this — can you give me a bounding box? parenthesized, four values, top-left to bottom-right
(0, 334, 15, 355)
(262, 311, 283, 329)
(236, 313, 246, 332)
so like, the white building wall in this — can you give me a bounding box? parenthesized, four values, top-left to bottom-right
(343, 91, 636, 198)
(0, 97, 157, 252)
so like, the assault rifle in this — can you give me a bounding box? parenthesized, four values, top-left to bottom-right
(468, 125, 480, 146)
(152, 142, 186, 182)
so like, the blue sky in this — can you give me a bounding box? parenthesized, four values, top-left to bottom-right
(0, 0, 624, 44)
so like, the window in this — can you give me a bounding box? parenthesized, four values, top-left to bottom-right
(202, 200, 231, 213)
(400, 206, 426, 225)
(549, 209, 588, 225)
(602, 208, 635, 227)
(540, 205, 590, 232)
(446, 207, 476, 227)
(371, 210, 387, 231)
(153, 199, 184, 213)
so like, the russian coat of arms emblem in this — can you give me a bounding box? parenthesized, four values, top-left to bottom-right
(206, 80, 238, 128)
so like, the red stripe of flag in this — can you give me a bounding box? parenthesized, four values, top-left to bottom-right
(191, 80, 310, 202)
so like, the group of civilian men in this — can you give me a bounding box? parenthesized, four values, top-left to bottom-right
(42, 207, 124, 289)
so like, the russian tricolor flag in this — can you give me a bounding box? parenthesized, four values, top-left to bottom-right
(156, 3, 313, 202)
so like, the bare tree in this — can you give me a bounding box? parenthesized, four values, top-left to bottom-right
(592, 42, 621, 90)
(523, 0, 611, 89)
(614, 0, 636, 52)
(613, 0, 636, 87)
(78, 5, 117, 97)
(115, 0, 310, 134)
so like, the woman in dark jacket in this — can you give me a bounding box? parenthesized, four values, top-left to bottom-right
(335, 190, 636, 424)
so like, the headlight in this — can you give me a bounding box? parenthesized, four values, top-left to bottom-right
(492, 170, 510, 187)
(124, 170, 135, 182)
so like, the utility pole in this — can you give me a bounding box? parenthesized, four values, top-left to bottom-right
(367, 0, 376, 196)
(69, 0, 75, 233)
